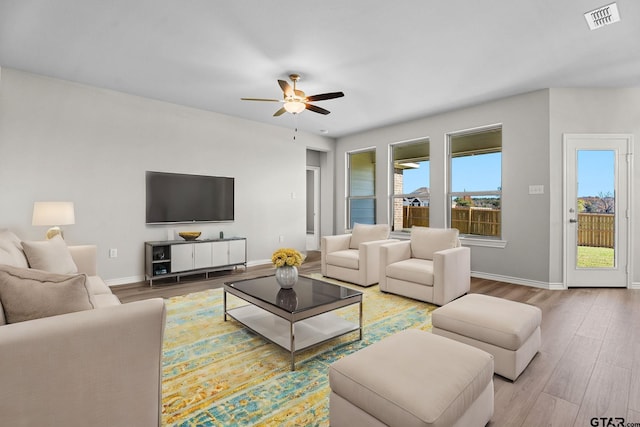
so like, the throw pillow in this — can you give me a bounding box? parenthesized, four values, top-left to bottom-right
(349, 223, 391, 249)
(21, 234, 78, 274)
(410, 227, 460, 260)
(0, 229, 30, 268)
(0, 265, 94, 324)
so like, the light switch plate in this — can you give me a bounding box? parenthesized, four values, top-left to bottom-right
(529, 185, 544, 195)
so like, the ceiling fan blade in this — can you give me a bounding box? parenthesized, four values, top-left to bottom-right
(241, 97, 282, 102)
(294, 89, 306, 98)
(306, 91, 345, 102)
(305, 104, 330, 115)
(273, 107, 287, 117)
(278, 80, 293, 97)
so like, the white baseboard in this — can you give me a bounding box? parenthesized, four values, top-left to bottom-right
(471, 271, 558, 290)
(107, 275, 145, 287)
(107, 261, 272, 287)
(247, 259, 271, 268)
(472, 271, 640, 290)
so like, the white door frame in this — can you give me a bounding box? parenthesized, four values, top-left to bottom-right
(306, 166, 321, 250)
(562, 133, 633, 288)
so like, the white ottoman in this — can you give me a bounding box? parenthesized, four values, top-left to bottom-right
(432, 294, 542, 381)
(329, 329, 494, 427)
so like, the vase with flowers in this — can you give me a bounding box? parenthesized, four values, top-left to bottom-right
(271, 248, 304, 288)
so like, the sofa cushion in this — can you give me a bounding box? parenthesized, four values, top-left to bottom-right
(91, 293, 122, 308)
(86, 275, 113, 296)
(410, 227, 459, 260)
(0, 265, 94, 324)
(326, 249, 359, 270)
(349, 223, 390, 249)
(21, 235, 78, 274)
(386, 258, 434, 286)
(0, 229, 29, 268)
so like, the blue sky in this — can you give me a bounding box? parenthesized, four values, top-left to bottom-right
(403, 153, 502, 194)
(578, 150, 614, 197)
(403, 163, 429, 193)
(403, 151, 614, 196)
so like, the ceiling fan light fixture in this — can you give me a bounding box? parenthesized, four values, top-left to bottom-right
(284, 100, 306, 114)
(242, 73, 343, 117)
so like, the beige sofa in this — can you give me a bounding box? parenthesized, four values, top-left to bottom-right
(0, 230, 166, 427)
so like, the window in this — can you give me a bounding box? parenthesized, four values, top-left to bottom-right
(347, 149, 376, 228)
(448, 126, 502, 238)
(390, 138, 430, 232)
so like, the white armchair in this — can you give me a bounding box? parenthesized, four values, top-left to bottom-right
(379, 227, 470, 305)
(321, 223, 396, 287)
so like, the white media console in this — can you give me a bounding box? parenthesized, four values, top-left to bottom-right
(144, 237, 247, 286)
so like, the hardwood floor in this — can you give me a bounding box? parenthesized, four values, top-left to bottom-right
(112, 252, 640, 427)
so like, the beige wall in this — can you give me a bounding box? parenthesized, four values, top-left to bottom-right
(0, 68, 335, 284)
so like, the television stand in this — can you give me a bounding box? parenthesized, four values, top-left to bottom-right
(144, 237, 247, 286)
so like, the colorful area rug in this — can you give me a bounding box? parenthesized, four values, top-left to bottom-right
(161, 274, 436, 426)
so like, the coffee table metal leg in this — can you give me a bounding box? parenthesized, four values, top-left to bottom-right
(359, 299, 363, 340)
(223, 291, 227, 321)
(290, 321, 296, 371)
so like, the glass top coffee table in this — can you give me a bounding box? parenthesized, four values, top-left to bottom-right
(224, 274, 363, 370)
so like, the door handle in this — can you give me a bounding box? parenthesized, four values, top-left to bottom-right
(569, 218, 578, 223)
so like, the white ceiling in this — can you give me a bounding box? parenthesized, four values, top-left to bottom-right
(1, 0, 639, 138)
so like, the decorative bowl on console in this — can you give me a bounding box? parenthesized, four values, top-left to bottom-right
(178, 231, 201, 241)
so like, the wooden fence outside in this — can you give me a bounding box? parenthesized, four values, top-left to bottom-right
(450, 207, 501, 237)
(402, 208, 614, 248)
(402, 206, 430, 228)
(403, 206, 500, 237)
(577, 213, 614, 248)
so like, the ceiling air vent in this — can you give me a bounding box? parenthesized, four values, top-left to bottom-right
(584, 3, 621, 30)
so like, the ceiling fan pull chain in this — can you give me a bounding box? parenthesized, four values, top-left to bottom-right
(293, 114, 298, 142)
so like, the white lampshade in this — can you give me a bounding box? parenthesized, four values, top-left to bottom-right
(284, 100, 306, 114)
(32, 202, 75, 239)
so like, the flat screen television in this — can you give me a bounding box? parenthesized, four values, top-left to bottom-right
(145, 171, 234, 224)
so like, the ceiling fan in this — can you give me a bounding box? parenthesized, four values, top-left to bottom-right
(241, 74, 344, 117)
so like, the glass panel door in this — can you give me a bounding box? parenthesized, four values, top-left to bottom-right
(564, 134, 629, 288)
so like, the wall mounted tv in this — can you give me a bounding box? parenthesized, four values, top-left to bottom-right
(146, 171, 234, 224)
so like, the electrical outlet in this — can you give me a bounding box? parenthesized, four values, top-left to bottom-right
(279, 236, 284, 243)
(109, 248, 118, 258)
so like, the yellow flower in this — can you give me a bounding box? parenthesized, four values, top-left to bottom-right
(271, 248, 304, 268)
